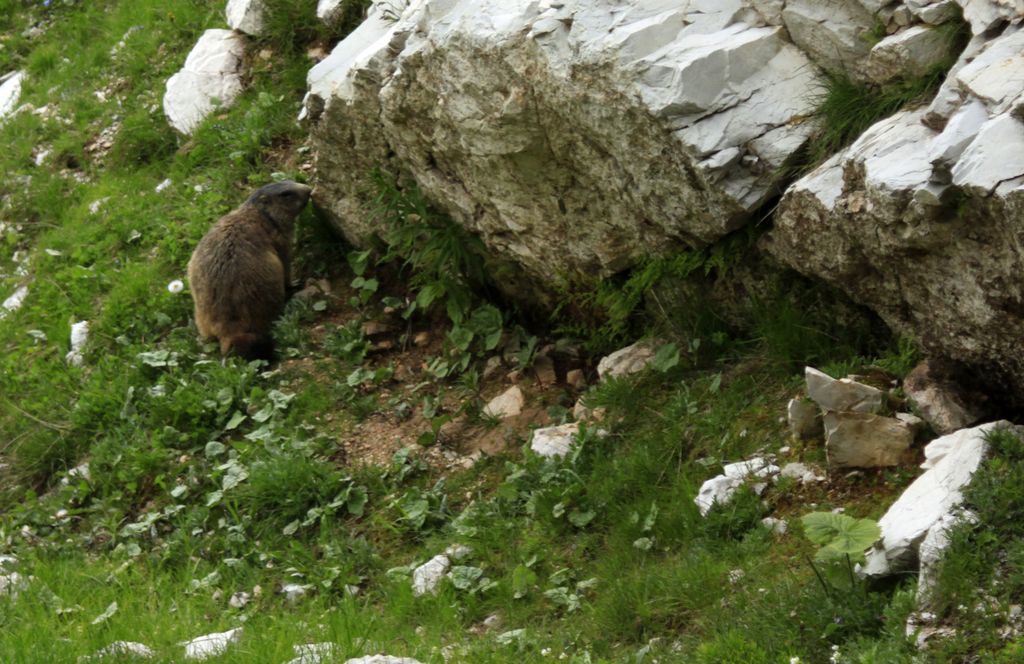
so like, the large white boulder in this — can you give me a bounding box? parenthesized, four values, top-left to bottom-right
(164, 29, 247, 134)
(861, 421, 1020, 577)
(768, 22, 1024, 403)
(305, 0, 824, 295)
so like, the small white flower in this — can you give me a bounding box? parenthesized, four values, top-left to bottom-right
(540, 648, 551, 656)
(167, 279, 184, 294)
(790, 657, 802, 664)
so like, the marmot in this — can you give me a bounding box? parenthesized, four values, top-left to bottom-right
(187, 180, 312, 360)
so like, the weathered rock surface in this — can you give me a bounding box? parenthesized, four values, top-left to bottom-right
(904, 360, 985, 434)
(779, 462, 826, 484)
(345, 657, 425, 664)
(164, 29, 247, 134)
(225, 0, 265, 36)
(0, 71, 25, 120)
(530, 423, 580, 458)
(411, 554, 450, 596)
(916, 510, 976, 609)
(305, 0, 824, 294)
(805, 367, 885, 414)
(862, 421, 1020, 577)
(866, 25, 953, 84)
(782, 0, 874, 78)
(824, 412, 915, 469)
(483, 386, 524, 419)
(769, 21, 1024, 404)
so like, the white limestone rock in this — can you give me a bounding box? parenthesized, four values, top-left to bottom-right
(181, 628, 243, 660)
(824, 412, 915, 469)
(779, 462, 826, 484)
(226, 0, 265, 36)
(768, 22, 1024, 401)
(0, 572, 29, 598)
(305, 0, 825, 296)
(787, 397, 822, 440)
(164, 29, 247, 135)
(761, 516, 788, 535)
(916, 510, 976, 609)
(483, 386, 524, 419)
(862, 421, 1020, 577)
(317, 0, 346, 24)
(1, 284, 28, 318)
(81, 641, 155, 660)
(0, 71, 25, 120)
(866, 26, 953, 84)
(960, 0, 1024, 34)
(805, 367, 885, 414)
(695, 457, 780, 516)
(344, 657, 425, 664)
(530, 423, 579, 458)
(782, 0, 874, 77)
(65, 320, 89, 367)
(597, 341, 658, 380)
(907, 0, 961, 24)
(411, 555, 450, 596)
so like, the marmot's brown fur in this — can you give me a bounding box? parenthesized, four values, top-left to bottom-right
(187, 181, 312, 360)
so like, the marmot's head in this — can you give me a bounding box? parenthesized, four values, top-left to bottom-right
(248, 181, 313, 226)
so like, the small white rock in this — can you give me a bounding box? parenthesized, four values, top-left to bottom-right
(286, 642, 337, 664)
(225, 0, 265, 36)
(155, 178, 173, 193)
(411, 555, 450, 596)
(482, 386, 524, 419)
(530, 423, 579, 458)
(228, 591, 251, 609)
(80, 641, 155, 661)
(761, 517, 788, 535)
(281, 583, 307, 604)
(596, 340, 658, 379)
(1, 284, 29, 317)
(181, 628, 242, 661)
(65, 320, 89, 366)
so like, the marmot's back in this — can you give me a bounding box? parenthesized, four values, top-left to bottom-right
(187, 181, 312, 360)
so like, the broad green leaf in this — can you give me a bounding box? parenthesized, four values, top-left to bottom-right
(801, 512, 880, 554)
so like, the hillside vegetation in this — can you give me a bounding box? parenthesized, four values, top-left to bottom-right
(1, 1, 1023, 663)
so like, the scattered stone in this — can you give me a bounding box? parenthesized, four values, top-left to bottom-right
(411, 555, 450, 596)
(565, 369, 586, 390)
(344, 656, 424, 664)
(824, 412, 914, 469)
(761, 517, 788, 535)
(60, 463, 91, 486)
(779, 462, 826, 484)
(163, 29, 247, 134)
(444, 544, 472, 560)
(805, 367, 885, 414)
(862, 421, 1020, 577)
(695, 457, 780, 516)
(0, 555, 16, 569)
(225, 0, 265, 36)
(787, 397, 821, 440)
(228, 591, 250, 609)
(530, 423, 579, 458)
(905, 611, 957, 650)
(727, 568, 745, 584)
(597, 341, 658, 380)
(281, 583, 307, 604)
(0, 70, 25, 121)
(181, 628, 242, 661)
(572, 398, 606, 423)
(482, 386, 524, 419)
(65, 320, 89, 367)
(286, 643, 337, 664)
(0, 572, 28, 598)
(904, 360, 984, 435)
(155, 178, 173, 193)
(80, 641, 155, 661)
(1, 284, 28, 318)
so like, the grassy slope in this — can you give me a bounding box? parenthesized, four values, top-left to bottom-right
(0, 1, 1020, 663)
